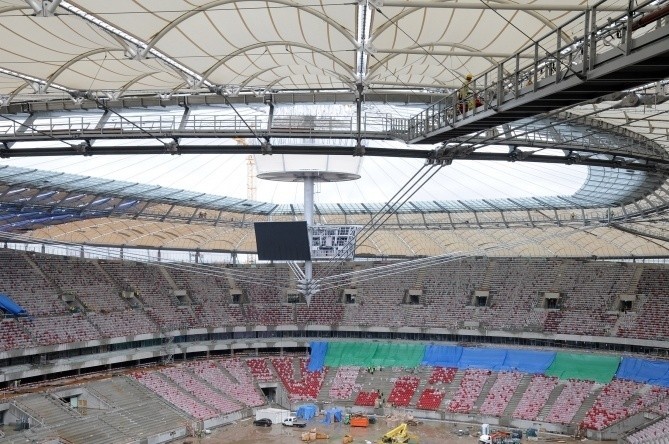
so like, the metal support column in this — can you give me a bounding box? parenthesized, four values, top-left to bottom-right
(303, 175, 314, 302)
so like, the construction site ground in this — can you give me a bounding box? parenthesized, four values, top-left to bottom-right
(180, 418, 614, 444)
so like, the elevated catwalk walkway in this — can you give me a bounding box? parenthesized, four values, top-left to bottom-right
(405, 0, 669, 144)
(0, 1, 668, 155)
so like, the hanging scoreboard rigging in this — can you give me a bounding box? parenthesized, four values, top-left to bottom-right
(310, 225, 359, 260)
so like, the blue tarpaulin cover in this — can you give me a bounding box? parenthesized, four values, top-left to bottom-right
(421, 345, 555, 373)
(458, 348, 507, 369)
(421, 345, 462, 367)
(308, 342, 328, 372)
(321, 407, 343, 424)
(617, 358, 669, 387)
(296, 404, 318, 420)
(0, 294, 27, 316)
(501, 350, 556, 374)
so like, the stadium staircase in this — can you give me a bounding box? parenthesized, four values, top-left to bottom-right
(446, 370, 466, 403)
(572, 384, 603, 425)
(408, 367, 433, 407)
(501, 373, 533, 418)
(213, 360, 240, 384)
(537, 383, 566, 421)
(317, 367, 339, 403)
(479, 260, 495, 291)
(17, 395, 79, 426)
(92, 261, 139, 309)
(473, 372, 499, 412)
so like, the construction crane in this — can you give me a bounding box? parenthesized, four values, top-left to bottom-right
(246, 154, 256, 200)
(234, 137, 256, 200)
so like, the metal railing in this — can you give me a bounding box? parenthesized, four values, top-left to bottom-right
(404, 0, 669, 141)
(0, 113, 397, 140)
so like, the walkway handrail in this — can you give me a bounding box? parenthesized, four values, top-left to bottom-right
(406, 0, 668, 141)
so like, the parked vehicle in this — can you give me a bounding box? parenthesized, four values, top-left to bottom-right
(253, 418, 272, 427)
(282, 416, 307, 428)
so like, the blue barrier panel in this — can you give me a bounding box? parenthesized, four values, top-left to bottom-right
(458, 348, 507, 370)
(308, 342, 328, 372)
(501, 350, 556, 374)
(421, 345, 463, 367)
(617, 357, 669, 387)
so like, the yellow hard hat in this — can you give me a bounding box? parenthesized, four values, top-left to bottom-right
(466, 73, 473, 80)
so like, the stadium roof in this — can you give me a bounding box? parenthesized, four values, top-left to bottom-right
(1, 0, 669, 258)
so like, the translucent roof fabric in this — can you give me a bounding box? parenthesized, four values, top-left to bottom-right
(0, 0, 614, 99)
(1, 1, 669, 257)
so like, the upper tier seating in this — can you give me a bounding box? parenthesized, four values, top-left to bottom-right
(0, 251, 668, 351)
(33, 256, 122, 312)
(100, 261, 196, 329)
(0, 319, 34, 351)
(0, 250, 67, 316)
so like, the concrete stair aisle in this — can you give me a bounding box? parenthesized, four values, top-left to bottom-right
(440, 369, 468, 411)
(293, 356, 302, 380)
(537, 383, 566, 421)
(317, 366, 342, 403)
(408, 366, 433, 407)
(571, 384, 603, 425)
(215, 359, 269, 406)
(353, 367, 395, 404)
(480, 260, 496, 290)
(501, 373, 533, 418)
(213, 360, 241, 384)
(158, 265, 180, 291)
(16, 394, 79, 427)
(472, 372, 498, 413)
(93, 260, 138, 309)
(58, 416, 127, 444)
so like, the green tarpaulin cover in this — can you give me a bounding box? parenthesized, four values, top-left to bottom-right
(324, 342, 424, 368)
(545, 352, 620, 383)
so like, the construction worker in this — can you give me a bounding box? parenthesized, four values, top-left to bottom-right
(458, 73, 474, 112)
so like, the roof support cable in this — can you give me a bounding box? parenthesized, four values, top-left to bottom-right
(79, 95, 178, 153)
(315, 162, 443, 279)
(354, 163, 444, 251)
(0, 114, 77, 153)
(218, 92, 266, 147)
(313, 163, 432, 278)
